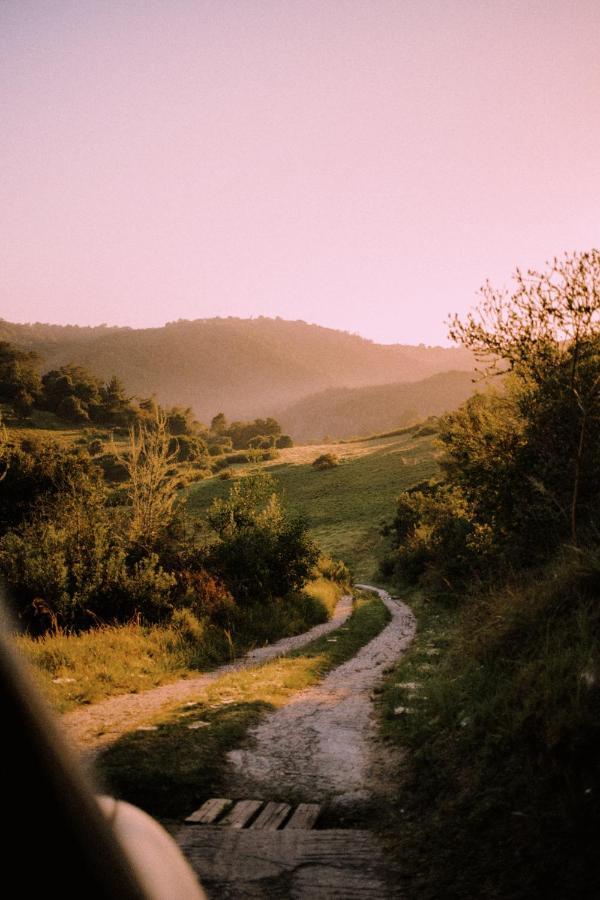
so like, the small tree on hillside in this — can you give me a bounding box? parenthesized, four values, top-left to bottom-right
(116, 411, 181, 551)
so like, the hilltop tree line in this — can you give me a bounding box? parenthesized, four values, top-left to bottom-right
(0, 316, 475, 423)
(0, 340, 293, 459)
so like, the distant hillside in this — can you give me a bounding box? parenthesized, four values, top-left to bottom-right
(0, 317, 474, 423)
(278, 371, 478, 441)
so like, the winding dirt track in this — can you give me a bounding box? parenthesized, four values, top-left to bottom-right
(226, 586, 416, 809)
(62, 595, 353, 755)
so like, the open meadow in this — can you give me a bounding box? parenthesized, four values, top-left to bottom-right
(186, 430, 439, 581)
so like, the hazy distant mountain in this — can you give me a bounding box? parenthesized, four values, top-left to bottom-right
(0, 317, 475, 424)
(277, 371, 478, 441)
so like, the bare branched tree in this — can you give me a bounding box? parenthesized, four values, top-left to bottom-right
(115, 410, 180, 550)
(448, 249, 600, 544)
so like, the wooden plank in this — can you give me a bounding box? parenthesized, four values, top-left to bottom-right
(285, 803, 321, 830)
(185, 798, 232, 825)
(220, 800, 263, 829)
(250, 802, 292, 831)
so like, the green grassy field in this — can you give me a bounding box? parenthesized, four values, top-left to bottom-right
(186, 431, 440, 581)
(7, 410, 439, 581)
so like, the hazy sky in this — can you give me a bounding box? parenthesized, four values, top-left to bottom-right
(2, 1, 600, 344)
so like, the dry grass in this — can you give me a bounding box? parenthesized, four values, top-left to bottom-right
(16, 578, 343, 713)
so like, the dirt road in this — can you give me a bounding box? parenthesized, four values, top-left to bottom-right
(226, 585, 416, 810)
(62, 594, 353, 755)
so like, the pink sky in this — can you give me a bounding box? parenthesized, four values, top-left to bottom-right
(2, 1, 600, 344)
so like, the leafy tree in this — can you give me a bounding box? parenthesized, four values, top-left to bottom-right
(210, 412, 227, 434)
(222, 416, 282, 449)
(166, 406, 195, 436)
(168, 433, 207, 462)
(42, 365, 102, 418)
(0, 341, 42, 414)
(98, 375, 134, 426)
(206, 472, 318, 602)
(385, 250, 600, 590)
(449, 249, 600, 545)
(12, 388, 35, 419)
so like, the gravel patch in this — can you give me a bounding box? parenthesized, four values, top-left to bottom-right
(226, 586, 416, 809)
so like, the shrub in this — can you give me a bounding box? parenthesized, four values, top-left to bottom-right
(312, 452, 339, 470)
(207, 473, 319, 603)
(0, 440, 99, 532)
(381, 482, 489, 595)
(97, 452, 130, 483)
(316, 554, 351, 584)
(176, 569, 235, 626)
(168, 434, 207, 462)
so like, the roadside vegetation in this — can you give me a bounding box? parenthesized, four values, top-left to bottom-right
(379, 250, 600, 898)
(18, 576, 343, 713)
(1, 355, 350, 712)
(95, 589, 388, 819)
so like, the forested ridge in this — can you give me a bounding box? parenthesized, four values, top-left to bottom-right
(0, 316, 474, 425)
(278, 370, 476, 440)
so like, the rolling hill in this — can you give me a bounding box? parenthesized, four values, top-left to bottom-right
(1, 317, 474, 425)
(277, 370, 478, 441)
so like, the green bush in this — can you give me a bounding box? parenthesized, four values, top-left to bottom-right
(312, 452, 339, 470)
(206, 473, 319, 604)
(316, 554, 350, 585)
(0, 440, 99, 532)
(168, 433, 207, 462)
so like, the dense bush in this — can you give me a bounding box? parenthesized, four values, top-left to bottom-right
(206, 472, 319, 604)
(312, 452, 339, 470)
(0, 438, 99, 531)
(0, 486, 175, 632)
(0, 431, 319, 635)
(167, 433, 207, 462)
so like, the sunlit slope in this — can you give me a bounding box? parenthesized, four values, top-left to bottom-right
(2, 317, 474, 423)
(186, 431, 439, 580)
